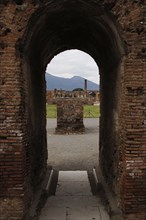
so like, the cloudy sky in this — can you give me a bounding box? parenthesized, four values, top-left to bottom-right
(46, 50, 100, 84)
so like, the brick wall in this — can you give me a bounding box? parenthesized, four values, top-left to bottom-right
(0, 4, 29, 219)
(0, 1, 146, 219)
(0, 3, 47, 219)
(112, 1, 146, 219)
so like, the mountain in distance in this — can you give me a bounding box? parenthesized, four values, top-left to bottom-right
(45, 73, 99, 91)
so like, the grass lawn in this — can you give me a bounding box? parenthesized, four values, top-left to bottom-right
(83, 105, 100, 118)
(46, 104, 57, 118)
(46, 104, 100, 118)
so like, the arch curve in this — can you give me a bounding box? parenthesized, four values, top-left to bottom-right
(24, 0, 125, 71)
(23, 0, 125, 210)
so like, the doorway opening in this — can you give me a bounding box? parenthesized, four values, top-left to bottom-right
(43, 49, 105, 218)
(23, 1, 124, 216)
(45, 49, 100, 171)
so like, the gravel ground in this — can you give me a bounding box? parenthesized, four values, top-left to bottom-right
(46, 118, 99, 170)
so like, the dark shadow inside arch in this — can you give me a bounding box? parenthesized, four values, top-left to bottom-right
(23, 0, 125, 196)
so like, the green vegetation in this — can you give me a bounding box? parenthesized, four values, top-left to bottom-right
(72, 88, 84, 91)
(46, 104, 100, 118)
(46, 104, 57, 118)
(83, 105, 100, 118)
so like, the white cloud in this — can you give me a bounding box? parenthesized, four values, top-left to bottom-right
(46, 50, 100, 84)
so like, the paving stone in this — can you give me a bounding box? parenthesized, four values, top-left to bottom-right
(67, 206, 101, 219)
(56, 181, 92, 196)
(58, 171, 89, 182)
(40, 206, 66, 218)
(40, 218, 65, 220)
(99, 207, 110, 220)
(44, 196, 101, 208)
(39, 171, 110, 220)
(68, 219, 100, 220)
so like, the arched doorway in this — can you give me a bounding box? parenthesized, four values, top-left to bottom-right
(1, 1, 146, 219)
(23, 0, 124, 214)
(45, 49, 100, 171)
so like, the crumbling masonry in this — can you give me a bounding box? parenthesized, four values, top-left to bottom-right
(0, 0, 146, 219)
(55, 98, 85, 134)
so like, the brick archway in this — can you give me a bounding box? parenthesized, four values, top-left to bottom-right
(0, 1, 146, 220)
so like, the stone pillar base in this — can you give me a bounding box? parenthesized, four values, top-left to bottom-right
(55, 98, 85, 134)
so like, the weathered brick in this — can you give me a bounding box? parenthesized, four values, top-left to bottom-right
(0, 0, 146, 220)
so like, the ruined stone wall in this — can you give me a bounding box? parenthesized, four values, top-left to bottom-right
(0, 3, 47, 219)
(0, 1, 146, 220)
(113, 1, 146, 219)
(46, 90, 100, 105)
(99, 2, 146, 219)
(0, 4, 29, 220)
(56, 98, 85, 134)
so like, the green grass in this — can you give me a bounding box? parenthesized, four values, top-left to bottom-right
(46, 104, 100, 118)
(46, 104, 57, 118)
(83, 105, 100, 118)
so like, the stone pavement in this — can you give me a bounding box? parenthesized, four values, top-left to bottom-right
(47, 118, 99, 171)
(39, 171, 110, 220)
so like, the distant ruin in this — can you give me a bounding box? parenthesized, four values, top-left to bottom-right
(46, 89, 100, 105)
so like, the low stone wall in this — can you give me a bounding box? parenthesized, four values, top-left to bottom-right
(55, 98, 85, 134)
